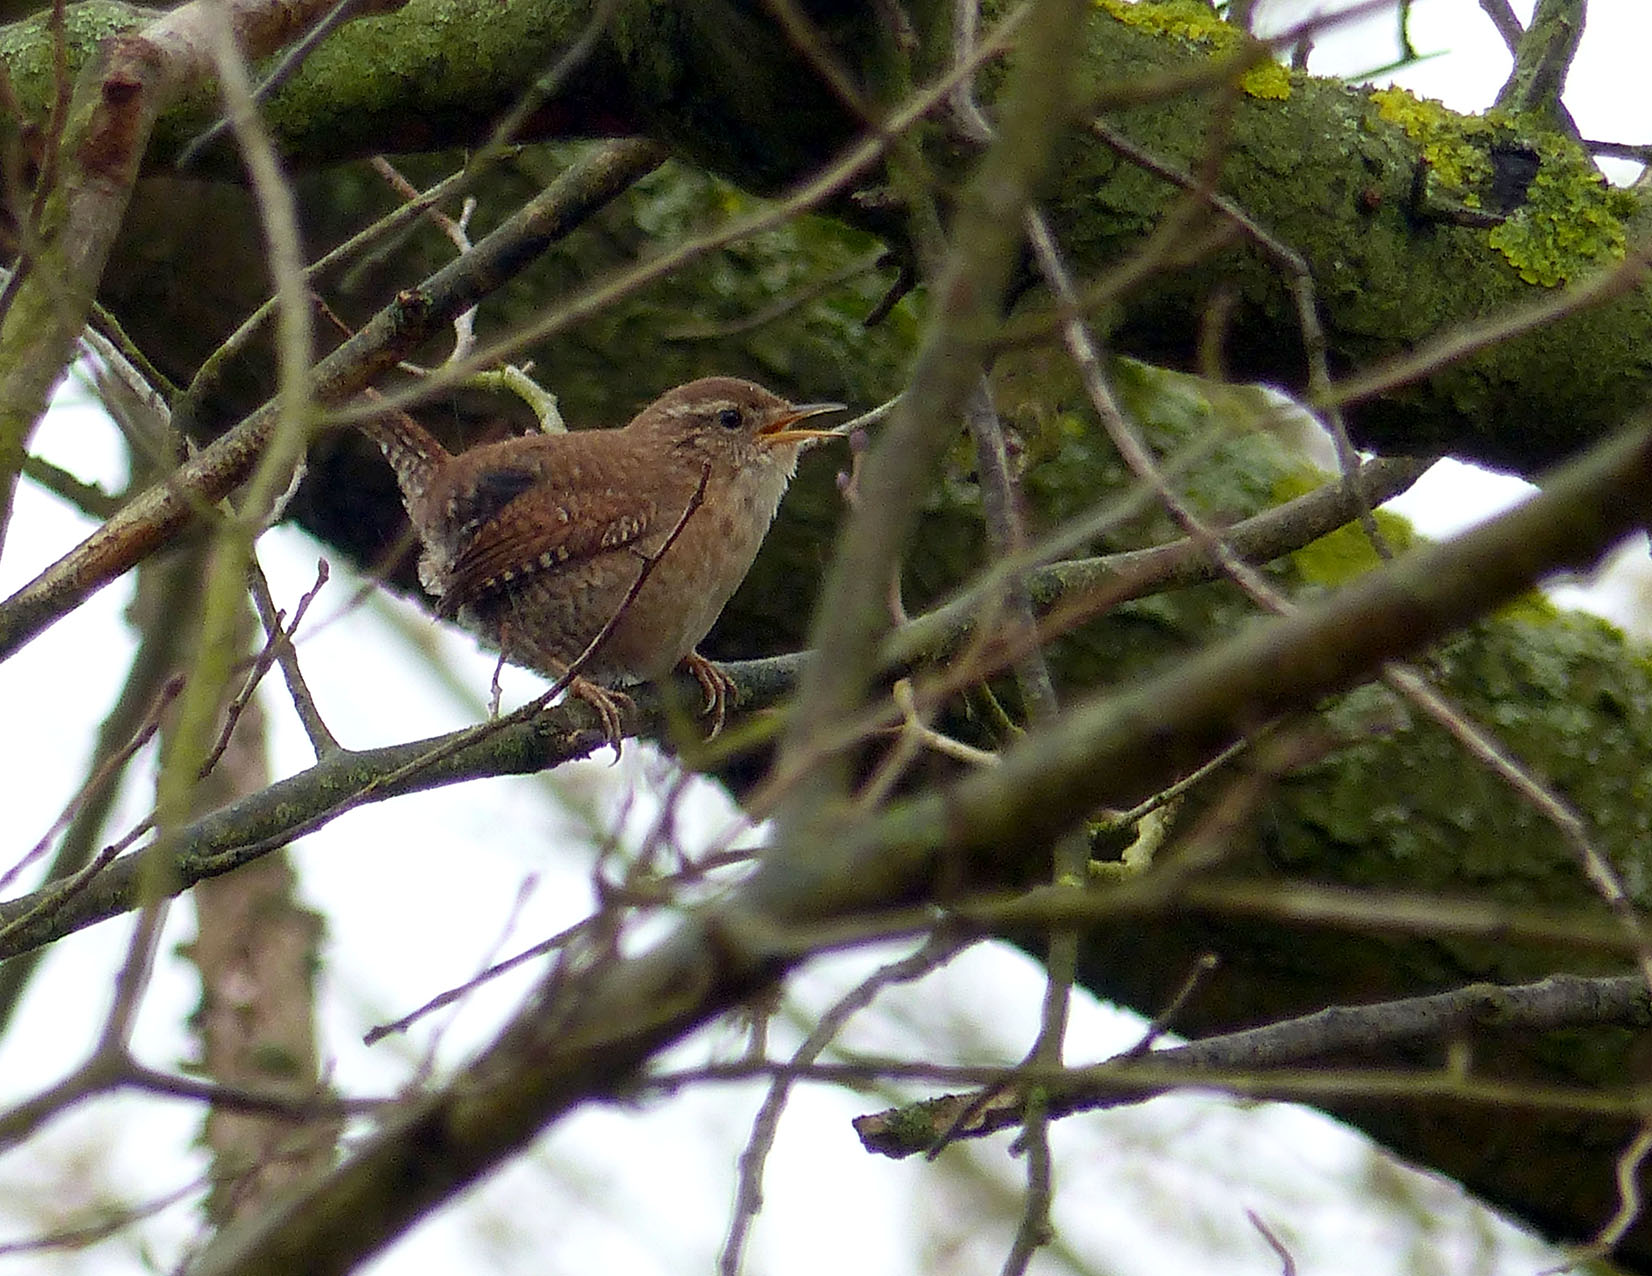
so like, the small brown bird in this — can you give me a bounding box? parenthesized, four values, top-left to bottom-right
(360, 377, 844, 742)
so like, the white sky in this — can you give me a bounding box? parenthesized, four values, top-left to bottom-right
(5, 3, 1652, 1273)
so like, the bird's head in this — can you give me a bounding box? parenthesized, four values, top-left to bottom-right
(634, 377, 845, 474)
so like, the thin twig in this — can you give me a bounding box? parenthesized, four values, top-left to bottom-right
(719, 930, 973, 1275)
(19, 454, 122, 520)
(1575, 1121, 1652, 1267)
(1324, 239, 1652, 413)
(1100, 737, 1252, 832)
(1478, 0, 1525, 52)
(475, 0, 623, 158)
(245, 555, 338, 757)
(758, 0, 881, 126)
(2, 675, 180, 896)
(197, 605, 288, 781)
(1386, 666, 1652, 996)
(1121, 953, 1220, 1058)
(0, 811, 151, 956)
(411, 874, 540, 1084)
(1246, 1210, 1299, 1276)
(371, 156, 479, 366)
(963, 375, 1059, 724)
(178, 0, 396, 167)
(366, 910, 594, 1045)
(0, 1179, 201, 1257)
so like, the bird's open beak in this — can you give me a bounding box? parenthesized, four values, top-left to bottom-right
(759, 401, 847, 447)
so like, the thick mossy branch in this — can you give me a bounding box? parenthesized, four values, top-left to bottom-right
(0, 0, 868, 173)
(0, 3, 1647, 473)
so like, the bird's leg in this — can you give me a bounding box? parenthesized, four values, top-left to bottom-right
(489, 650, 508, 718)
(501, 616, 631, 753)
(681, 650, 736, 739)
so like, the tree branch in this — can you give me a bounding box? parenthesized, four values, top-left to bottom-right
(852, 970, 1652, 1155)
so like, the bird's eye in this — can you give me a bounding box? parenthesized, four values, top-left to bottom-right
(717, 406, 743, 429)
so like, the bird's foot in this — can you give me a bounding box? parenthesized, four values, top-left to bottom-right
(681, 651, 736, 739)
(568, 675, 633, 755)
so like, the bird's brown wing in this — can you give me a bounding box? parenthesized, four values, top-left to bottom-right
(438, 479, 659, 615)
(442, 463, 540, 540)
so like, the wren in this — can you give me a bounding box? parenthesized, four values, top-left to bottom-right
(359, 377, 844, 742)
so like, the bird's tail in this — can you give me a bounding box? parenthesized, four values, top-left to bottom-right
(355, 402, 450, 508)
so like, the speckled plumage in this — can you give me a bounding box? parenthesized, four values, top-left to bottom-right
(360, 377, 841, 735)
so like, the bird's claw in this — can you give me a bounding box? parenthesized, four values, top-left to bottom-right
(569, 675, 632, 758)
(682, 651, 735, 739)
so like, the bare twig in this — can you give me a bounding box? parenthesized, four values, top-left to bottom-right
(2, 674, 180, 896)
(1386, 666, 1652, 996)
(244, 556, 337, 757)
(1121, 953, 1220, 1059)
(719, 930, 974, 1275)
(855, 972, 1652, 1155)
(178, 0, 405, 166)
(371, 156, 479, 366)
(1246, 1211, 1298, 1276)
(758, 0, 880, 126)
(1478, 0, 1525, 52)
(1327, 238, 1652, 414)
(1576, 1122, 1652, 1267)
